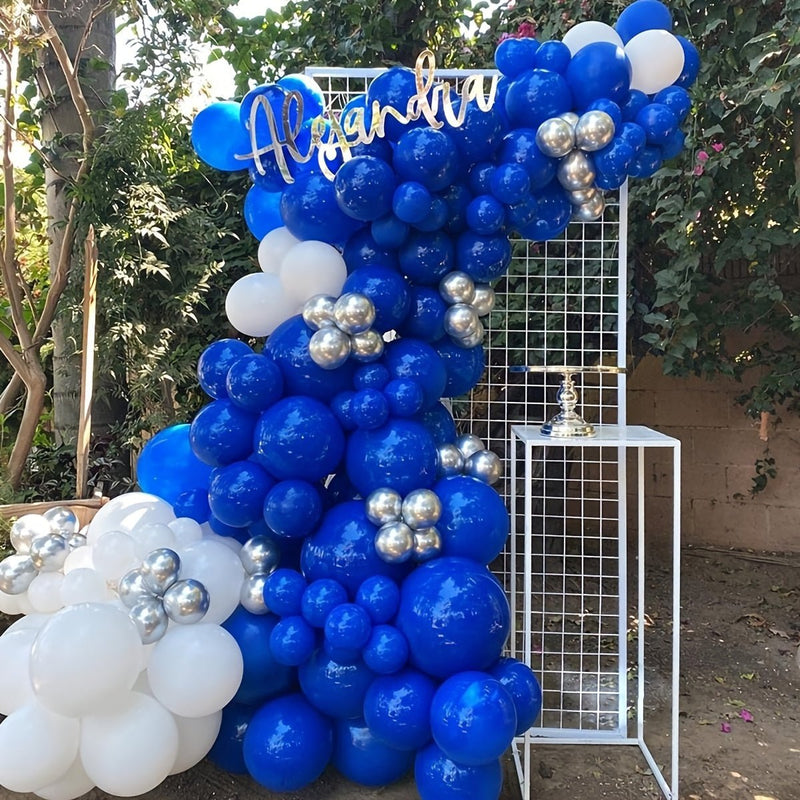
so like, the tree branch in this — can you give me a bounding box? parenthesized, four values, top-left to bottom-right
(74, 0, 117, 78)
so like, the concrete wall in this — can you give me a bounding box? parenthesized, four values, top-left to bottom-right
(626, 356, 800, 552)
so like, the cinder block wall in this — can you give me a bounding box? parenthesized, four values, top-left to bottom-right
(627, 356, 800, 552)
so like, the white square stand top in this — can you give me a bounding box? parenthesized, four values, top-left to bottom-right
(512, 424, 680, 449)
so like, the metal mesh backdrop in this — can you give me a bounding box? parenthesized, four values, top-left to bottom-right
(305, 66, 630, 739)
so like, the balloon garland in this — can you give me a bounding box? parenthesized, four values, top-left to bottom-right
(0, 3, 699, 799)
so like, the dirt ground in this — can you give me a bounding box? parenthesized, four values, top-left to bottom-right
(2, 546, 800, 800)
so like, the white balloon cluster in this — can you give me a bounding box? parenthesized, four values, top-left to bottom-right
(439, 271, 495, 348)
(302, 292, 385, 369)
(366, 487, 443, 564)
(436, 433, 503, 485)
(0, 494, 248, 799)
(238, 535, 281, 614)
(536, 110, 615, 222)
(225, 226, 349, 338)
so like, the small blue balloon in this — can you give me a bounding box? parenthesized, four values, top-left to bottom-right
(517, 184, 572, 242)
(653, 86, 692, 123)
(371, 214, 410, 249)
(413, 196, 448, 233)
(393, 181, 433, 225)
(499, 128, 558, 190)
(636, 103, 678, 147)
(594, 139, 636, 185)
(354, 363, 390, 391)
(362, 624, 409, 675)
(619, 121, 647, 154)
(433, 338, 486, 399)
(172, 487, 210, 524)
(302, 578, 349, 628)
(383, 378, 424, 417)
(621, 89, 650, 122)
(587, 98, 623, 130)
(244, 184, 284, 240)
(398, 231, 455, 286)
(356, 575, 401, 623)
(264, 568, 307, 616)
(415, 742, 503, 800)
(366, 67, 422, 142)
(455, 231, 512, 282)
(488, 163, 530, 206)
(243, 693, 333, 792)
(209, 460, 274, 528)
(343, 228, 400, 272)
(198, 338, 252, 400)
(468, 162, 496, 195)
(226, 353, 284, 414)
(334, 155, 396, 222)
(263, 479, 323, 539)
(659, 128, 686, 161)
(533, 40, 571, 73)
(494, 36, 540, 79)
(191, 101, 252, 172)
(397, 286, 447, 342)
(444, 99, 507, 163)
(628, 145, 663, 178)
(416, 401, 458, 447)
(675, 35, 700, 89)
(352, 388, 390, 430)
(504, 69, 574, 130)
(324, 602, 373, 661)
(269, 614, 317, 666)
(383, 338, 447, 410)
(490, 656, 543, 735)
(208, 703, 254, 774)
(333, 717, 414, 786)
(507, 192, 540, 231)
(298, 650, 375, 719)
(394, 127, 460, 192)
(189, 400, 258, 467)
(615, 0, 673, 44)
(565, 42, 632, 110)
(342, 265, 411, 334)
(440, 183, 473, 235)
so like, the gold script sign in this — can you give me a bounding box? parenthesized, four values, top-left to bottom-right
(240, 50, 499, 183)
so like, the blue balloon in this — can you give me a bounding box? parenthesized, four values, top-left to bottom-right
(398, 231, 455, 285)
(468, 162, 496, 195)
(490, 657, 543, 735)
(636, 103, 678, 147)
(331, 391, 357, 431)
(244, 184, 284, 240)
(433, 338, 485, 398)
(397, 286, 447, 342)
(393, 181, 433, 225)
(277, 73, 325, 121)
(342, 265, 411, 334)
(352, 388, 389, 430)
(628, 145, 663, 178)
(504, 69, 574, 130)
(533, 40, 571, 74)
(354, 363, 390, 390)
(343, 228, 400, 272)
(517, 184, 572, 242)
(371, 214, 410, 249)
(243, 693, 333, 791)
(653, 86, 692, 123)
(430, 671, 517, 766)
(594, 139, 636, 186)
(365, 67, 421, 142)
(333, 718, 414, 786)
(264, 568, 307, 616)
(253, 395, 345, 482)
(488, 163, 530, 206)
(587, 98, 623, 130)
(413, 196, 448, 233)
(225, 353, 284, 414)
(383, 338, 447, 410)
(280, 172, 362, 246)
(263, 479, 323, 539)
(136, 424, 213, 505)
(565, 42, 632, 109)
(434, 475, 509, 564)
(615, 0, 673, 44)
(362, 624, 409, 674)
(383, 378, 424, 417)
(172, 487, 210, 523)
(619, 121, 647, 154)
(340, 94, 374, 142)
(209, 460, 274, 528)
(417, 402, 458, 447)
(363, 668, 437, 751)
(675, 35, 700, 89)
(499, 128, 558, 190)
(334, 155, 396, 222)
(445, 99, 507, 163)
(222, 608, 295, 705)
(324, 602, 372, 662)
(198, 338, 252, 400)
(455, 231, 511, 282)
(265, 315, 355, 401)
(415, 742, 503, 800)
(494, 36, 540, 79)
(208, 703, 254, 774)
(659, 128, 686, 161)
(269, 615, 317, 666)
(208, 512, 249, 541)
(507, 192, 540, 231)
(440, 183, 473, 235)
(302, 578, 349, 628)
(240, 84, 294, 147)
(620, 89, 650, 122)
(189, 400, 258, 467)
(395, 557, 510, 679)
(302, 500, 411, 594)
(394, 127, 460, 192)
(356, 575, 401, 623)
(298, 650, 375, 719)
(191, 101, 252, 172)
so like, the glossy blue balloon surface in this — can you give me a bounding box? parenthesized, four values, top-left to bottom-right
(383, 378, 424, 417)
(614, 0, 673, 43)
(499, 128, 557, 191)
(455, 231, 512, 282)
(371, 214, 410, 249)
(298, 650, 375, 719)
(636, 103, 678, 147)
(362, 623, 410, 675)
(243, 693, 333, 792)
(393, 181, 433, 225)
(198, 338, 252, 400)
(209, 460, 274, 528)
(383, 338, 447, 410)
(518, 184, 572, 242)
(191, 101, 252, 172)
(302, 578, 349, 628)
(334, 155, 397, 222)
(263, 568, 307, 616)
(208, 703, 254, 774)
(433, 339, 486, 399)
(333, 718, 414, 786)
(225, 353, 284, 414)
(415, 743, 503, 800)
(565, 42, 632, 110)
(533, 40, 571, 74)
(504, 69, 574, 129)
(352, 388, 390, 430)
(263, 479, 323, 539)
(244, 184, 284, 240)
(277, 73, 325, 120)
(490, 656, 543, 735)
(189, 400, 258, 467)
(416, 402, 458, 447)
(365, 67, 421, 142)
(355, 575, 401, 623)
(445, 100, 507, 164)
(466, 194, 506, 235)
(325, 602, 372, 652)
(342, 265, 411, 333)
(675, 35, 700, 89)
(397, 286, 447, 342)
(269, 615, 317, 666)
(488, 163, 530, 205)
(398, 231, 455, 286)
(394, 128, 460, 192)
(343, 228, 400, 272)
(494, 36, 540, 79)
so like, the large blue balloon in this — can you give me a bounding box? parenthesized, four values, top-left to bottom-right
(333, 718, 414, 786)
(395, 557, 510, 679)
(494, 36, 540, 79)
(365, 67, 421, 142)
(455, 231, 512, 282)
(394, 128, 460, 192)
(675, 35, 700, 89)
(499, 129, 557, 190)
(397, 286, 447, 342)
(342, 265, 411, 334)
(209, 460, 274, 528)
(208, 703, 254, 774)
(383, 338, 447, 410)
(298, 650, 375, 719)
(615, 0, 673, 43)
(504, 69, 573, 130)
(136, 424, 212, 505)
(277, 73, 325, 121)
(565, 42, 632, 110)
(222, 608, 295, 706)
(518, 184, 572, 242)
(415, 743, 503, 800)
(490, 657, 543, 735)
(191, 101, 252, 172)
(334, 155, 396, 222)
(243, 693, 333, 791)
(346, 418, 438, 497)
(225, 353, 284, 414)
(189, 400, 258, 467)
(445, 98, 507, 163)
(636, 103, 678, 147)
(263, 479, 323, 539)
(487, 164, 530, 206)
(197, 338, 252, 400)
(244, 184, 284, 240)
(416, 402, 458, 446)
(253, 395, 345, 482)
(433, 339, 485, 399)
(398, 231, 455, 286)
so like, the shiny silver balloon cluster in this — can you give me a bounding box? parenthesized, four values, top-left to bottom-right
(238, 535, 281, 614)
(118, 548, 210, 644)
(536, 109, 616, 222)
(436, 433, 503, 485)
(303, 292, 385, 369)
(439, 271, 495, 348)
(0, 508, 84, 595)
(367, 487, 443, 565)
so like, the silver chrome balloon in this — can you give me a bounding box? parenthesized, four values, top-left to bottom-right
(568, 187, 598, 206)
(456, 433, 484, 459)
(444, 303, 481, 339)
(333, 292, 376, 335)
(574, 110, 615, 152)
(437, 443, 465, 477)
(0, 554, 37, 594)
(465, 449, 503, 485)
(42, 506, 80, 536)
(65, 532, 88, 551)
(9, 514, 51, 554)
(117, 568, 153, 608)
(560, 111, 580, 128)
(535, 117, 576, 158)
(239, 536, 281, 577)
(471, 285, 495, 318)
(374, 522, 415, 564)
(439, 271, 476, 305)
(365, 487, 403, 526)
(308, 326, 352, 369)
(29, 534, 68, 572)
(458, 323, 485, 349)
(128, 596, 169, 644)
(413, 527, 442, 562)
(349, 329, 384, 362)
(572, 192, 606, 222)
(557, 150, 596, 191)
(401, 489, 442, 530)
(302, 294, 337, 330)
(140, 548, 181, 596)
(239, 572, 270, 615)
(162, 578, 210, 624)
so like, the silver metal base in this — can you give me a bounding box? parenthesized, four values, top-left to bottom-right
(540, 416, 596, 437)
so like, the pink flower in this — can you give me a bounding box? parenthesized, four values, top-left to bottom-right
(517, 21, 537, 38)
(712, 142, 724, 152)
(693, 164, 704, 176)
(720, 722, 731, 733)
(697, 150, 709, 162)
(740, 709, 754, 723)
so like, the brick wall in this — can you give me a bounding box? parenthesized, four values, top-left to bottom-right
(626, 356, 800, 552)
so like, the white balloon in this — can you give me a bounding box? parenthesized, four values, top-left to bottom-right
(87, 493, 175, 548)
(168, 517, 203, 549)
(60, 568, 111, 606)
(5, 612, 49, 634)
(30, 603, 142, 718)
(625, 30, 685, 95)
(62, 545, 94, 573)
(178, 538, 245, 624)
(27, 572, 65, 614)
(128, 522, 178, 560)
(80, 691, 178, 797)
(225, 272, 294, 338)
(258, 225, 300, 274)
(0, 701, 79, 793)
(279, 240, 348, 307)
(170, 710, 223, 774)
(200, 530, 243, 554)
(147, 624, 243, 718)
(91, 530, 139, 580)
(34, 757, 95, 800)
(562, 21, 624, 55)
(0, 627, 37, 715)
(0, 587, 23, 615)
